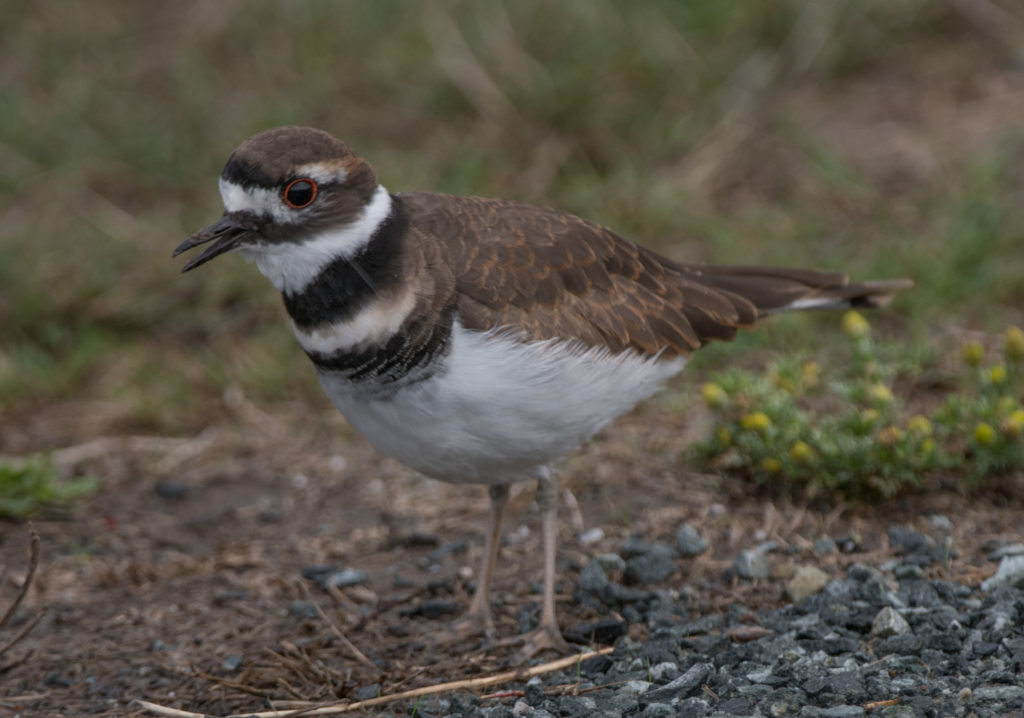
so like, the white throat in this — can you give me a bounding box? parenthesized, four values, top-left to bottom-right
(238, 185, 392, 295)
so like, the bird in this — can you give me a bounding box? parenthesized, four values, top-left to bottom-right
(175, 126, 910, 655)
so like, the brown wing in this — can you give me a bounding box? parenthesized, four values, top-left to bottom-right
(399, 192, 908, 358)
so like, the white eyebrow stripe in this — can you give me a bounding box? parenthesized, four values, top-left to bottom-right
(293, 163, 348, 185)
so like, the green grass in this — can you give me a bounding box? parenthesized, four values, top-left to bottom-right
(2, 0, 1023, 440)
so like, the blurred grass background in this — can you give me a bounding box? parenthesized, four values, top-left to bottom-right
(2, 0, 1024, 439)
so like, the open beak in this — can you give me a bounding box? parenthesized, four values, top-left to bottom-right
(173, 213, 258, 272)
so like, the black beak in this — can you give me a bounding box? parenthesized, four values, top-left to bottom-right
(173, 213, 258, 272)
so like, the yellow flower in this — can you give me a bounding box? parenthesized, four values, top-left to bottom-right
(963, 342, 984, 367)
(988, 365, 1007, 385)
(841, 310, 870, 339)
(921, 438, 935, 455)
(801, 361, 821, 388)
(1001, 413, 1023, 438)
(761, 457, 783, 474)
(868, 384, 894, 405)
(702, 382, 727, 409)
(907, 415, 932, 436)
(860, 408, 880, 424)
(1006, 326, 1024, 362)
(974, 422, 996, 446)
(878, 425, 904, 446)
(716, 427, 732, 446)
(790, 440, 814, 463)
(741, 412, 772, 432)
(996, 396, 1018, 416)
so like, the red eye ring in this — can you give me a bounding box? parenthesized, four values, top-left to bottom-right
(283, 178, 318, 209)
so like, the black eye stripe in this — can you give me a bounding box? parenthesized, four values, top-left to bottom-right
(283, 178, 318, 209)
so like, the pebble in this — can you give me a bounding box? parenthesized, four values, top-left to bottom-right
(785, 566, 830, 602)
(675, 523, 709, 557)
(987, 542, 1024, 561)
(734, 548, 770, 579)
(981, 555, 1024, 591)
(871, 607, 911, 637)
(624, 546, 677, 585)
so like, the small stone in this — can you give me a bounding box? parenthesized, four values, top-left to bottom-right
(987, 543, 1024, 561)
(675, 524, 709, 557)
(617, 679, 651, 696)
(649, 661, 680, 682)
(887, 527, 933, 555)
(155, 479, 190, 500)
(819, 707, 865, 718)
(640, 703, 674, 718)
(893, 564, 926, 580)
(564, 617, 627, 646)
(878, 708, 915, 718)
(578, 527, 605, 545)
(643, 661, 713, 702)
(734, 549, 770, 579)
(322, 568, 367, 589)
(149, 639, 168, 652)
(578, 560, 609, 594)
(288, 601, 318, 620)
(972, 685, 1024, 701)
(785, 566, 830, 602)
(871, 607, 911, 637)
(355, 684, 379, 700)
(624, 547, 677, 585)
(594, 553, 627, 578)
(981, 555, 1024, 591)
(813, 537, 838, 555)
(926, 514, 953, 532)
(399, 599, 460, 619)
(221, 655, 243, 672)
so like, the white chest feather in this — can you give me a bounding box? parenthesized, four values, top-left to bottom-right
(316, 323, 686, 484)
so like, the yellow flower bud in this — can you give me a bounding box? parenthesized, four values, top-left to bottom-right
(790, 440, 814, 463)
(868, 384, 894, 405)
(921, 438, 935, 454)
(974, 422, 996, 446)
(996, 396, 1018, 416)
(963, 342, 984, 367)
(878, 425, 904, 446)
(801, 361, 821, 388)
(989, 365, 1007, 385)
(741, 412, 772, 432)
(702, 382, 727, 409)
(1006, 326, 1024, 362)
(716, 427, 732, 446)
(841, 310, 870, 339)
(761, 457, 783, 474)
(1001, 414, 1023, 438)
(860, 408, 880, 424)
(907, 415, 932, 436)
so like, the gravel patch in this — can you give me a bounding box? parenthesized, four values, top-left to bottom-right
(417, 525, 1024, 718)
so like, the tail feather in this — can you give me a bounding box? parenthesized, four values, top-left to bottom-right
(674, 264, 912, 320)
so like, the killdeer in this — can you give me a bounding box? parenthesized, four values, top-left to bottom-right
(175, 126, 909, 654)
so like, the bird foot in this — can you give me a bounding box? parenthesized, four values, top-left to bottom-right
(499, 623, 571, 660)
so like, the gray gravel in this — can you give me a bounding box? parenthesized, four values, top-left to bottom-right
(401, 523, 1024, 718)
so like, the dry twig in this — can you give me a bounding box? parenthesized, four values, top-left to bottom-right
(0, 525, 42, 659)
(137, 646, 614, 718)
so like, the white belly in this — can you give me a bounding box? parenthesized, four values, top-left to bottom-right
(316, 323, 686, 485)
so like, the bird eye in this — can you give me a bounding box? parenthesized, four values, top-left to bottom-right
(283, 178, 318, 209)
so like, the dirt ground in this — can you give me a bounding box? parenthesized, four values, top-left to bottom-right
(1, 390, 1022, 717)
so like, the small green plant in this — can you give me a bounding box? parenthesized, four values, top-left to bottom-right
(0, 455, 97, 519)
(690, 315, 1024, 499)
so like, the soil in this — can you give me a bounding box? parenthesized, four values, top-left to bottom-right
(1, 392, 1021, 717)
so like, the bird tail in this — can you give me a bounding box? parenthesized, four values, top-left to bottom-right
(675, 264, 912, 319)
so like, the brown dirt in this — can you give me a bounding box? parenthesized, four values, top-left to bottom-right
(1, 391, 1022, 717)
